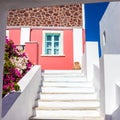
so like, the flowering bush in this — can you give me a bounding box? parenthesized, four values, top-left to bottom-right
(3, 37, 33, 97)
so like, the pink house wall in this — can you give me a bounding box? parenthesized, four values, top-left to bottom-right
(9, 29, 21, 45)
(25, 42, 38, 65)
(7, 28, 76, 70)
(30, 29, 73, 70)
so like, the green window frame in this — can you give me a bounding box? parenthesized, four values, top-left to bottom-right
(42, 30, 64, 56)
(45, 33, 60, 55)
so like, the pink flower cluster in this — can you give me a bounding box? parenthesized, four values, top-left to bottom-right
(3, 37, 33, 97)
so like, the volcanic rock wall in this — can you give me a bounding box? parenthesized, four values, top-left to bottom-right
(7, 4, 83, 27)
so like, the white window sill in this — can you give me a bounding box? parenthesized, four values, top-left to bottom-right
(41, 54, 65, 57)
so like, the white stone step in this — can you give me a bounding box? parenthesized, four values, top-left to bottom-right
(42, 70, 82, 74)
(30, 70, 102, 120)
(37, 101, 100, 110)
(44, 74, 83, 78)
(43, 77, 87, 82)
(42, 87, 95, 94)
(43, 82, 93, 87)
(40, 93, 98, 101)
(30, 116, 104, 120)
(42, 71, 83, 78)
(34, 110, 101, 118)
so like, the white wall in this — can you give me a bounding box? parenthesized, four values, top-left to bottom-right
(99, 56, 105, 116)
(100, 2, 120, 120)
(2, 65, 41, 120)
(81, 50, 87, 76)
(103, 55, 120, 115)
(100, 2, 120, 54)
(112, 83, 120, 120)
(100, 55, 120, 120)
(73, 28, 83, 66)
(82, 4, 85, 29)
(20, 27, 30, 45)
(86, 42, 99, 81)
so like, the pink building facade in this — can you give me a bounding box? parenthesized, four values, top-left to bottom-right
(6, 27, 85, 70)
(6, 4, 85, 70)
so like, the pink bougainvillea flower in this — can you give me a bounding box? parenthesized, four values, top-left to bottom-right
(3, 37, 33, 97)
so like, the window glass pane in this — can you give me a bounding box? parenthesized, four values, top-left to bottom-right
(54, 35, 59, 41)
(54, 42, 59, 48)
(46, 49, 52, 55)
(46, 42, 51, 48)
(44, 32, 62, 55)
(46, 35, 52, 41)
(54, 49, 59, 55)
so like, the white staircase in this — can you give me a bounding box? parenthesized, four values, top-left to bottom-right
(30, 70, 103, 120)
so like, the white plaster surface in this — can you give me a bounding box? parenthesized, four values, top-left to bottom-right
(99, 56, 105, 116)
(81, 45, 87, 77)
(20, 27, 30, 45)
(100, 2, 120, 119)
(103, 55, 120, 115)
(82, 4, 85, 29)
(40, 93, 97, 101)
(42, 87, 95, 93)
(112, 83, 120, 120)
(73, 28, 83, 65)
(86, 42, 99, 81)
(35, 109, 101, 118)
(100, 2, 120, 54)
(37, 101, 100, 108)
(43, 82, 93, 87)
(2, 65, 41, 120)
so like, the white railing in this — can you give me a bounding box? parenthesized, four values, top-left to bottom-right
(2, 65, 42, 120)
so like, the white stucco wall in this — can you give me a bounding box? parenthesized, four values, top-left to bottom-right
(2, 65, 41, 120)
(73, 28, 83, 66)
(99, 56, 105, 116)
(104, 55, 120, 115)
(100, 2, 120, 54)
(81, 50, 87, 76)
(100, 55, 120, 120)
(82, 4, 85, 29)
(20, 27, 30, 45)
(86, 42, 99, 81)
(100, 2, 120, 120)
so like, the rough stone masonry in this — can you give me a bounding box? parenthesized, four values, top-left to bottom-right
(7, 4, 83, 27)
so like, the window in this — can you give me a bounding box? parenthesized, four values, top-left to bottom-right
(103, 31, 106, 46)
(42, 30, 63, 56)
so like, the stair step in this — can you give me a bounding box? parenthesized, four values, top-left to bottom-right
(42, 70, 82, 75)
(43, 77, 87, 81)
(42, 72, 83, 78)
(37, 101, 100, 110)
(31, 71, 102, 120)
(43, 82, 93, 87)
(42, 87, 95, 94)
(40, 93, 98, 101)
(30, 117, 104, 120)
(43, 75, 83, 79)
(33, 110, 101, 118)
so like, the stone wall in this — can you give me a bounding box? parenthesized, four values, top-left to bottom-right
(7, 4, 83, 27)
